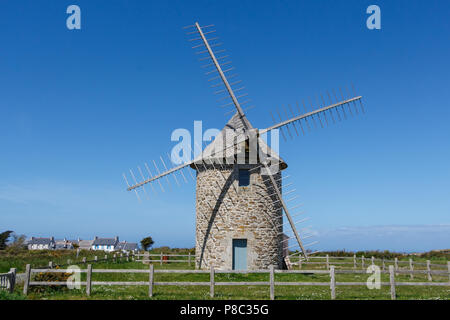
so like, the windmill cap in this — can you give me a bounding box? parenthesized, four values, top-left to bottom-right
(190, 112, 287, 170)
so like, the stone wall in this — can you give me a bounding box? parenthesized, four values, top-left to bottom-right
(195, 163, 284, 270)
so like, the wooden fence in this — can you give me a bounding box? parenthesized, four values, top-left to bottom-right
(295, 254, 449, 275)
(21, 262, 450, 300)
(134, 252, 192, 265)
(33, 252, 133, 270)
(132, 252, 449, 273)
(0, 268, 16, 293)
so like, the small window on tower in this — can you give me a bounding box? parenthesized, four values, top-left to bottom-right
(238, 169, 250, 187)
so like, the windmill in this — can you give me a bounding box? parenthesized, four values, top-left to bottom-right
(124, 22, 364, 270)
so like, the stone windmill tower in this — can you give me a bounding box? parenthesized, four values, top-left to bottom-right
(124, 22, 364, 270)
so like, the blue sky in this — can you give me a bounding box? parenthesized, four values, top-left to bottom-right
(1, 1, 449, 252)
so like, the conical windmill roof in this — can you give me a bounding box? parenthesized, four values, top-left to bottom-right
(190, 112, 287, 170)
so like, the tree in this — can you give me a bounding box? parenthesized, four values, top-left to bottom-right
(8, 232, 27, 250)
(140, 236, 154, 251)
(0, 230, 13, 250)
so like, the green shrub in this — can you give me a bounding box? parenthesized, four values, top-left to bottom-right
(30, 268, 73, 294)
(0, 290, 25, 300)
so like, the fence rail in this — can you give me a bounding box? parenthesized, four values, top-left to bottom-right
(292, 254, 449, 280)
(21, 262, 450, 300)
(0, 268, 16, 293)
(33, 251, 133, 270)
(299, 254, 448, 267)
(134, 252, 193, 265)
(132, 252, 449, 270)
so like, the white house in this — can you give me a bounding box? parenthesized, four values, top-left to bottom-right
(27, 237, 56, 250)
(91, 236, 119, 252)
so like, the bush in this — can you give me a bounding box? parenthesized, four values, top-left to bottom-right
(30, 267, 73, 294)
(0, 290, 25, 300)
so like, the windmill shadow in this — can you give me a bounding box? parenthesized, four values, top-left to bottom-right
(198, 165, 235, 269)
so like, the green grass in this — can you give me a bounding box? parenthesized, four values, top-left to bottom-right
(0, 290, 26, 300)
(0, 249, 114, 273)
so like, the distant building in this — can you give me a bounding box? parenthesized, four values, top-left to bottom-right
(27, 237, 56, 250)
(55, 238, 74, 250)
(76, 238, 94, 250)
(27, 235, 136, 252)
(91, 236, 120, 252)
(116, 241, 139, 252)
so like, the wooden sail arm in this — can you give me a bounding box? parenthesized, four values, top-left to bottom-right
(261, 162, 309, 260)
(126, 161, 192, 191)
(260, 96, 362, 135)
(194, 22, 252, 130)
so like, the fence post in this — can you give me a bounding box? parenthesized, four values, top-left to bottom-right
(188, 252, 191, 266)
(409, 259, 414, 279)
(362, 256, 365, 269)
(447, 261, 450, 283)
(160, 252, 163, 266)
(269, 265, 275, 300)
(94, 256, 98, 262)
(210, 265, 215, 298)
(86, 264, 92, 296)
(298, 258, 302, 269)
(330, 266, 336, 300)
(353, 255, 356, 269)
(394, 257, 398, 275)
(389, 265, 396, 300)
(23, 264, 31, 295)
(326, 255, 329, 270)
(149, 264, 154, 297)
(426, 260, 432, 281)
(371, 256, 375, 266)
(104, 255, 107, 261)
(49, 261, 53, 269)
(76, 248, 80, 258)
(382, 258, 385, 271)
(9, 268, 16, 293)
(82, 257, 86, 264)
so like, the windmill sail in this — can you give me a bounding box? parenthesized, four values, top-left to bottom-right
(261, 96, 363, 135)
(189, 22, 253, 128)
(126, 161, 192, 191)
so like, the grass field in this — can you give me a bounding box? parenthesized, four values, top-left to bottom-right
(1, 250, 449, 300)
(0, 249, 106, 273)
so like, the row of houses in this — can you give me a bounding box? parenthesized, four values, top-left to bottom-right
(27, 236, 139, 252)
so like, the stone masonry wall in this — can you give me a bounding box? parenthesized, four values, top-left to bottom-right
(195, 164, 284, 270)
